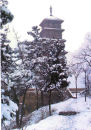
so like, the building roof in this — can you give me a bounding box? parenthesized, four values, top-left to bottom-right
(40, 16, 64, 27)
(44, 16, 63, 21)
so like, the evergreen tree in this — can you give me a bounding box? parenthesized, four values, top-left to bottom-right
(27, 26, 69, 114)
(9, 41, 34, 127)
(0, 0, 13, 28)
(1, 28, 18, 125)
(1, 1, 17, 126)
(18, 26, 69, 116)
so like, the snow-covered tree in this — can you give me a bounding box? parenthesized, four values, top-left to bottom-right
(68, 61, 82, 98)
(8, 39, 34, 127)
(0, 0, 13, 28)
(1, 2, 17, 126)
(77, 33, 91, 88)
(68, 32, 91, 99)
(1, 28, 18, 125)
(78, 34, 91, 98)
(27, 26, 69, 115)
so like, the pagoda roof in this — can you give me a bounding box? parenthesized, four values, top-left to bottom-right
(40, 16, 64, 26)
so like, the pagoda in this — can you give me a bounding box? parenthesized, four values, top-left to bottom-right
(40, 6, 64, 39)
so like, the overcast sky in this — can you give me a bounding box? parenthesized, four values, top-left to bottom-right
(8, 0, 91, 52)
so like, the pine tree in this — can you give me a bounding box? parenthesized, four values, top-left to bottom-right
(0, 0, 13, 28)
(8, 40, 34, 127)
(1, 1, 17, 126)
(1, 28, 18, 125)
(27, 26, 69, 114)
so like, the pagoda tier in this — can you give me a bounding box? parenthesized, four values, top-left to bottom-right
(40, 28, 64, 39)
(39, 16, 64, 39)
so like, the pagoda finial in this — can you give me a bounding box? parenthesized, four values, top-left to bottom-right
(50, 6, 52, 16)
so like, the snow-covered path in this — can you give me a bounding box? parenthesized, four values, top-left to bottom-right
(26, 111, 91, 130)
(16, 96, 91, 130)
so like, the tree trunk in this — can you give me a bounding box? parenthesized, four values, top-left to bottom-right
(48, 90, 52, 116)
(11, 87, 20, 127)
(85, 71, 87, 102)
(41, 91, 44, 107)
(87, 75, 89, 95)
(75, 77, 78, 98)
(19, 89, 27, 127)
(36, 88, 39, 110)
(16, 109, 20, 127)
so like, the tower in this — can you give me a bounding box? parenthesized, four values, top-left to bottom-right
(39, 6, 64, 39)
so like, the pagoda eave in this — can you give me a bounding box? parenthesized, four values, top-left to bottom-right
(41, 28, 64, 32)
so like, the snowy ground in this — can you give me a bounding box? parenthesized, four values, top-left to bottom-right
(15, 95, 91, 130)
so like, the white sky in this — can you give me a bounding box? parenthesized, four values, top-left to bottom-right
(8, 0, 91, 52)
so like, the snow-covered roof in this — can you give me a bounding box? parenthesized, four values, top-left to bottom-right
(44, 16, 63, 21)
(40, 16, 63, 26)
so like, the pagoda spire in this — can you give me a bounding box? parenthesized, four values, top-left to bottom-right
(50, 6, 52, 16)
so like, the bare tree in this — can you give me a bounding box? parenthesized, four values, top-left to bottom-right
(68, 60, 82, 98)
(69, 33, 91, 100)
